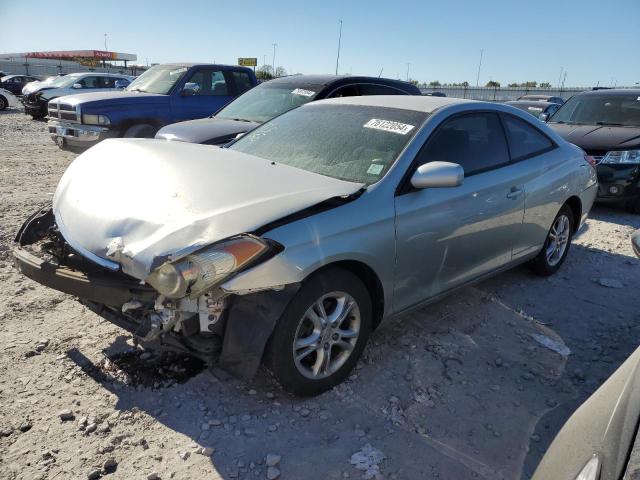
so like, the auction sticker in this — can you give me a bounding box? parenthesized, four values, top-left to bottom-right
(364, 118, 415, 135)
(292, 88, 315, 97)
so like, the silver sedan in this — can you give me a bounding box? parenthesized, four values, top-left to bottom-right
(14, 95, 598, 395)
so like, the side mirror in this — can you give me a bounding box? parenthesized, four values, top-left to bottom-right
(72, 83, 83, 89)
(182, 82, 200, 96)
(410, 161, 464, 189)
(114, 80, 128, 89)
(539, 112, 550, 122)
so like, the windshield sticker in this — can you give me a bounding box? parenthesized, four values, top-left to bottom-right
(363, 118, 415, 135)
(367, 163, 385, 175)
(292, 88, 315, 97)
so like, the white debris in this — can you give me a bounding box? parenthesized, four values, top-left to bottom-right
(531, 333, 571, 357)
(266, 454, 281, 467)
(595, 277, 624, 288)
(350, 444, 385, 479)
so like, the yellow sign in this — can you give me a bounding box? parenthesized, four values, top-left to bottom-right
(238, 57, 257, 67)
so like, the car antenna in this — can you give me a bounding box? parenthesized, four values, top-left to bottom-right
(378, 68, 383, 78)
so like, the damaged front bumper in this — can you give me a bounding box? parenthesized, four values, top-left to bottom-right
(48, 120, 116, 150)
(13, 207, 299, 380)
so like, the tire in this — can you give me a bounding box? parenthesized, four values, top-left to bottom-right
(0, 96, 7, 111)
(123, 123, 156, 138)
(266, 268, 372, 396)
(529, 204, 574, 276)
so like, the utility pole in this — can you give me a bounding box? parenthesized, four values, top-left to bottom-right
(272, 43, 277, 77)
(263, 54, 266, 69)
(476, 49, 483, 87)
(104, 33, 108, 51)
(406, 63, 411, 82)
(557, 67, 564, 89)
(335, 20, 343, 75)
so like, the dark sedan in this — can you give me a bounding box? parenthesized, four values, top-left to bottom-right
(506, 100, 561, 120)
(547, 89, 640, 213)
(0, 74, 40, 96)
(155, 75, 421, 145)
(518, 94, 565, 105)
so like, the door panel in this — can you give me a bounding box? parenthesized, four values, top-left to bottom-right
(394, 165, 525, 312)
(393, 112, 526, 313)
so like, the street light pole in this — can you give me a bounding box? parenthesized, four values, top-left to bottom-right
(104, 33, 108, 51)
(335, 20, 343, 75)
(272, 43, 277, 77)
(476, 49, 483, 87)
(406, 63, 410, 82)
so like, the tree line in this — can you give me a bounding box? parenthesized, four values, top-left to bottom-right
(423, 80, 553, 88)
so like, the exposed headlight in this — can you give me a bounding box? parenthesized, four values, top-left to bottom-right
(146, 235, 275, 298)
(575, 455, 600, 480)
(601, 149, 640, 164)
(82, 114, 110, 126)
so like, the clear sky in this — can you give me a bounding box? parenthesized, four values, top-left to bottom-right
(1, 0, 638, 87)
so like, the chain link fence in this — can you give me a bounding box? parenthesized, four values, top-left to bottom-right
(420, 86, 590, 102)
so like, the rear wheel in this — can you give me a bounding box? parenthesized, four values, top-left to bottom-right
(266, 268, 372, 396)
(0, 96, 7, 111)
(123, 123, 156, 138)
(530, 205, 574, 276)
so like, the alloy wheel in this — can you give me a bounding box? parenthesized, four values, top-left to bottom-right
(546, 214, 570, 266)
(292, 292, 361, 380)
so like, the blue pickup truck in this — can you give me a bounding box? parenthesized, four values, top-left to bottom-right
(47, 63, 257, 150)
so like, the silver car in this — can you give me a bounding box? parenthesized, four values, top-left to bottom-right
(13, 96, 598, 395)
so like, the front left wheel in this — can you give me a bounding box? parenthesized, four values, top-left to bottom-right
(266, 268, 372, 396)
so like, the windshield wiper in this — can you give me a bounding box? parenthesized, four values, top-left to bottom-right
(595, 122, 625, 126)
(129, 87, 146, 93)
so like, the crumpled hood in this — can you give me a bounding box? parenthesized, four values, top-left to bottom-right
(53, 139, 362, 280)
(550, 123, 640, 150)
(22, 81, 50, 95)
(155, 117, 260, 145)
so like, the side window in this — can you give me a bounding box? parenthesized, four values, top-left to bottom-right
(418, 112, 510, 176)
(232, 71, 254, 94)
(329, 85, 360, 98)
(502, 114, 554, 161)
(359, 84, 402, 95)
(79, 76, 100, 88)
(185, 70, 228, 96)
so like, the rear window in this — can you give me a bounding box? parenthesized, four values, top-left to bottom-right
(232, 71, 254, 94)
(502, 114, 554, 160)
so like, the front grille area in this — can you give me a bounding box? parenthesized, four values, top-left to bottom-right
(48, 101, 79, 123)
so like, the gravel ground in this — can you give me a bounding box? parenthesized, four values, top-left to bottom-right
(1, 108, 639, 480)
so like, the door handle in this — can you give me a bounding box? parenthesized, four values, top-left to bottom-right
(506, 187, 523, 199)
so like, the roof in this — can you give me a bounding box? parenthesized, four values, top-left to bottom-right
(507, 100, 554, 107)
(577, 88, 640, 97)
(312, 95, 475, 113)
(265, 74, 417, 90)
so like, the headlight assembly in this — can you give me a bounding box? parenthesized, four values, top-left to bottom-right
(146, 235, 276, 298)
(601, 149, 640, 164)
(82, 114, 110, 126)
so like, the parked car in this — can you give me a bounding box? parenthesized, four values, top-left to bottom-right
(22, 72, 134, 119)
(506, 100, 562, 120)
(21, 74, 66, 95)
(533, 344, 640, 480)
(546, 89, 640, 212)
(13, 95, 597, 395)
(423, 91, 447, 97)
(518, 94, 565, 105)
(0, 88, 18, 111)
(155, 74, 420, 145)
(47, 63, 258, 151)
(0, 74, 41, 96)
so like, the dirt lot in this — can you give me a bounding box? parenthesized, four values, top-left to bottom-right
(0, 108, 639, 480)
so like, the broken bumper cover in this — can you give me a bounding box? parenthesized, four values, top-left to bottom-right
(13, 246, 156, 307)
(48, 120, 116, 149)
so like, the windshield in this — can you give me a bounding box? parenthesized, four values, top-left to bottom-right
(551, 93, 640, 127)
(217, 85, 320, 123)
(49, 74, 85, 88)
(229, 104, 427, 184)
(125, 65, 189, 94)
